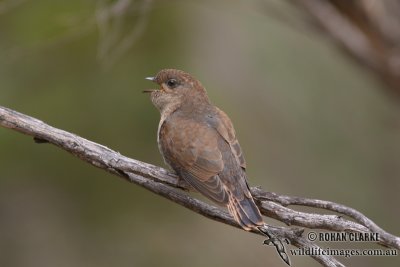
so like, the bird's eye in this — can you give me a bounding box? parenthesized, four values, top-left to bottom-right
(166, 78, 178, 89)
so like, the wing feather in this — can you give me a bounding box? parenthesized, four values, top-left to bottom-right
(159, 116, 227, 204)
(159, 109, 262, 229)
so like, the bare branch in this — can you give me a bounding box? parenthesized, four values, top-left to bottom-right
(287, 0, 400, 98)
(0, 105, 399, 267)
(252, 189, 400, 249)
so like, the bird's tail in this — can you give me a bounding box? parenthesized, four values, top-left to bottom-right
(227, 194, 263, 231)
(227, 191, 291, 265)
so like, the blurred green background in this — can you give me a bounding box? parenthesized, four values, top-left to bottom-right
(0, 1, 399, 266)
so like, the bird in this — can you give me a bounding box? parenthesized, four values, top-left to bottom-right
(144, 69, 290, 265)
(143, 68, 263, 230)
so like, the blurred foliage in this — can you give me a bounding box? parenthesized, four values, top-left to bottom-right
(0, 1, 399, 267)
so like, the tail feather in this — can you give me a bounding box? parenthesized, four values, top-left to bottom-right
(228, 194, 263, 230)
(228, 192, 292, 266)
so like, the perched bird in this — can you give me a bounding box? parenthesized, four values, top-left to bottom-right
(143, 68, 263, 231)
(144, 69, 290, 265)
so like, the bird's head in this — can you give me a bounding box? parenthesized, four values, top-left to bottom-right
(144, 69, 209, 113)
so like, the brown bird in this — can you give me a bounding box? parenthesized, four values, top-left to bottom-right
(144, 69, 291, 265)
(144, 68, 263, 231)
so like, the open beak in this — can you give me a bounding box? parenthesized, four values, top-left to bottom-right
(143, 76, 157, 93)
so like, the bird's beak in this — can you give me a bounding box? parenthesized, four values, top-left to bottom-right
(143, 76, 156, 93)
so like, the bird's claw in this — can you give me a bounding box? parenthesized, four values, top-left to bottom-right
(259, 227, 291, 266)
(263, 238, 290, 245)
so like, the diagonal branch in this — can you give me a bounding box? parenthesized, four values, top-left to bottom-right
(288, 0, 400, 98)
(0, 105, 399, 267)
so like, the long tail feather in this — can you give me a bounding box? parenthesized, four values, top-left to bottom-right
(228, 194, 263, 230)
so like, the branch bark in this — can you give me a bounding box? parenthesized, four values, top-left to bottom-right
(0, 105, 399, 267)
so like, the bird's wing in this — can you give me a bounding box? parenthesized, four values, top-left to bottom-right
(212, 107, 246, 169)
(206, 107, 252, 199)
(160, 112, 263, 228)
(207, 108, 263, 228)
(159, 116, 229, 204)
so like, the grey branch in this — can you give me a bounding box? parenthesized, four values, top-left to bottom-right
(0, 105, 399, 267)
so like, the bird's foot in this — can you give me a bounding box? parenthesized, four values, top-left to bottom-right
(258, 226, 291, 266)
